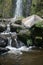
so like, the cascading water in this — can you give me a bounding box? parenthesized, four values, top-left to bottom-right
(6, 24, 19, 47)
(0, 23, 32, 55)
(8, 37, 12, 46)
(7, 24, 10, 32)
(14, 0, 23, 18)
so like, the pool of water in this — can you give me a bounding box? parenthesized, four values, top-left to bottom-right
(0, 49, 43, 65)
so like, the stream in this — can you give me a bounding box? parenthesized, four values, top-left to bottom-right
(0, 49, 43, 65)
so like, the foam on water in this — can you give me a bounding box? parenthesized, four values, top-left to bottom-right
(6, 46, 22, 55)
(6, 46, 33, 55)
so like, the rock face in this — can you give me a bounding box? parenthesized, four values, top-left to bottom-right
(0, 37, 8, 47)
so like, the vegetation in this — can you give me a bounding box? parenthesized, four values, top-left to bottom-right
(0, 0, 12, 18)
(31, 21, 43, 47)
(31, 0, 43, 17)
(0, 0, 43, 47)
(0, 0, 43, 17)
(35, 21, 43, 27)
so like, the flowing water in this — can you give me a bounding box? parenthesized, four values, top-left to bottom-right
(14, 0, 23, 18)
(0, 23, 43, 65)
(0, 0, 43, 65)
(0, 22, 43, 65)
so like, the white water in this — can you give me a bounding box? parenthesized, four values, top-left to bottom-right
(8, 37, 12, 46)
(1, 23, 32, 55)
(3, 23, 29, 54)
(7, 24, 10, 32)
(6, 24, 32, 54)
(14, 0, 23, 18)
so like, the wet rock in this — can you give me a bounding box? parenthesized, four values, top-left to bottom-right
(0, 24, 6, 32)
(11, 39, 17, 47)
(0, 47, 9, 55)
(0, 37, 8, 47)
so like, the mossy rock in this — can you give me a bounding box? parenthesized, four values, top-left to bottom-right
(35, 21, 43, 28)
(15, 20, 22, 25)
(17, 30, 31, 46)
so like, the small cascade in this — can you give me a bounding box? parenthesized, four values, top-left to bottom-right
(0, 23, 32, 54)
(7, 37, 12, 46)
(2, 23, 25, 48)
(14, 0, 23, 18)
(7, 24, 10, 32)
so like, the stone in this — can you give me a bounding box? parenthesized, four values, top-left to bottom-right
(10, 23, 23, 32)
(0, 37, 8, 47)
(15, 20, 22, 25)
(0, 47, 9, 55)
(0, 23, 6, 32)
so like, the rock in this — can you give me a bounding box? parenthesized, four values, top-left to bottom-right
(15, 20, 22, 25)
(0, 47, 9, 55)
(0, 37, 8, 47)
(0, 23, 6, 32)
(17, 35, 27, 46)
(11, 38, 18, 47)
(22, 15, 43, 28)
(10, 23, 23, 32)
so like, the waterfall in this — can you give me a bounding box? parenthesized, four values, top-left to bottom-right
(8, 37, 12, 46)
(14, 0, 23, 18)
(7, 24, 10, 32)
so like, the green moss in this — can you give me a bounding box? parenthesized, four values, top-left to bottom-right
(27, 39, 32, 46)
(35, 21, 43, 28)
(31, 0, 43, 17)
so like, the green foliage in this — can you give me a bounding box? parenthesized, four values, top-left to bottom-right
(0, 0, 12, 18)
(0, 0, 43, 18)
(31, 0, 43, 17)
(27, 39, 32, 46)
(35, 21, 43, 27)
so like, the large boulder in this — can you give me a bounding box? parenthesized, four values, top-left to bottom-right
(22, 15, 43, 28)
